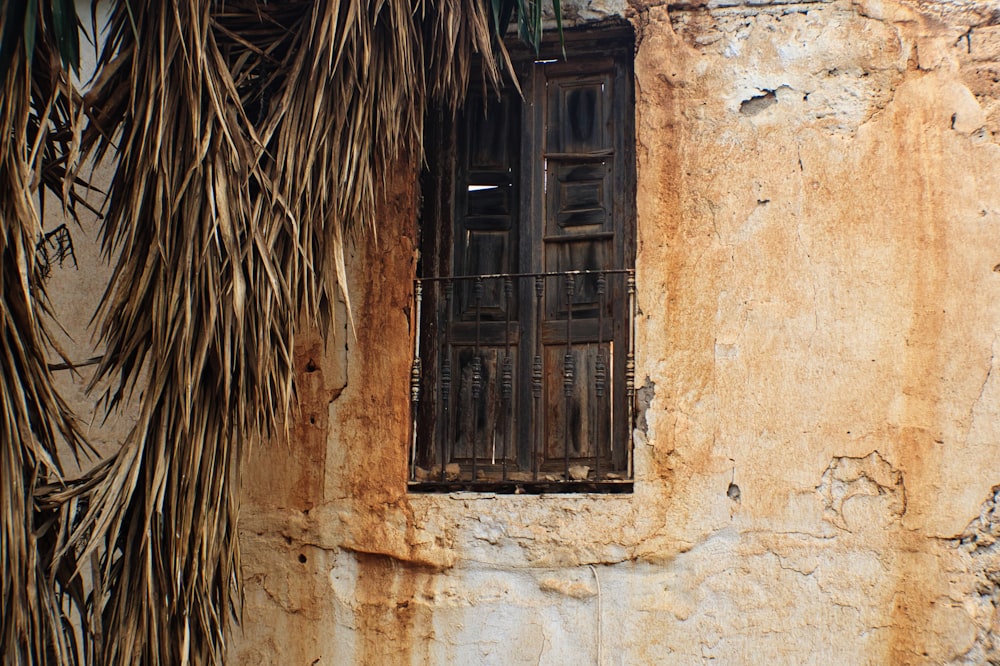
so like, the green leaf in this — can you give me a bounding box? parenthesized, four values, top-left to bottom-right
(497, 0, 515, 38)
(490, 0, 502, 36)
(515, 0, 529, 46)
(51, 0, 81, 74)
(551, 0, 565, 59)
(0, 1, 28, 81)
(533, 0, 542, 53)
(24, 0, 38, 66)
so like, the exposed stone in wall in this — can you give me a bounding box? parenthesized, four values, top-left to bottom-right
(952, 486, 1000, 664)
(902, 0, 1000, 29)
(665, 1, 907, 135)
(560, 0, 631, 25)
(31, 0, 1000, 662)
(817, 451, 905, 531)
(959, 486, 1000, 553)
(957, 25, 1000, 140)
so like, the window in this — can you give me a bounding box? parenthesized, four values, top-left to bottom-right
(409, 25, 636, 492)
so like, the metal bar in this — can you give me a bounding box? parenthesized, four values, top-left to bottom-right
(419, 268, 632, 283)
(501, 277, 513, 481)
(440, 281, 453, 482)
(410, 281, 423, 480)
(595, 271, 606, 482)
(532, 275, 544, 481)
(563, 274, 575, 481)
(626, 273, 636, 479)
(471, 277, 484, 482)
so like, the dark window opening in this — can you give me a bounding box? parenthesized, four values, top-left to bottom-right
(409, 25, 636, 493)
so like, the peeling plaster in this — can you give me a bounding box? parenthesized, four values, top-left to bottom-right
(231, 0, 1000, 663)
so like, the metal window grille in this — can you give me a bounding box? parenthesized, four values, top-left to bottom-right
(409, 268, 635, 493)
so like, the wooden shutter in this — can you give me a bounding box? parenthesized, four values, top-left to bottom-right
(448, 89, 522, 468)
(535, 60, 621, 471)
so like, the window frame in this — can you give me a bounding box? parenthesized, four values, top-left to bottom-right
(410, 24, 637, 493)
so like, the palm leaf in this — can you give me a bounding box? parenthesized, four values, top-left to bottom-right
(0, 0, 567, 663)
(0, 2, 92, 664)
(69, 2, 507, 661)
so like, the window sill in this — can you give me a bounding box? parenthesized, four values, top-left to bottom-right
(407, 480, 633, 495)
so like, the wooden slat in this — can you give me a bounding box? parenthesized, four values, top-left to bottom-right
(450, 346, 518, 468)
(541, 344, 612, 472)
(415, 26, 637, 484)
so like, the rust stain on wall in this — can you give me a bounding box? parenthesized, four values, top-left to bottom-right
(337, 153, 419, 541)
(355, 553, 436, 666)
(337, 161, 441, 654)
(883, 75, 950, 662)
(633, 11, 706, 494)
(243, 325, 343, 511)
(233, 3, 1000, 663)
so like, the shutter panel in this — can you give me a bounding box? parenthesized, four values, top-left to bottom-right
(414, 33, 636, 486)
(455, 90, 520, 322)
(447, 89, 522, 471)
(538, 64, 619, 473)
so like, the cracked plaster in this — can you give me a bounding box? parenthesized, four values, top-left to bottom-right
(37, 0, 1000, 662)
(221, 0, 1000, 662)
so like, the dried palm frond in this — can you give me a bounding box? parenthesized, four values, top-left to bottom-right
(424, 0, 503, 112)
(68, 2, 275, 662)
(0, 0, 565, 662)
(71, 0, 419, 660)
(0, 1, 92, 664)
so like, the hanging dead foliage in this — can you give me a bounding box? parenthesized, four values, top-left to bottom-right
(2, 0, 556, 662)
(0, 1, 93, 664)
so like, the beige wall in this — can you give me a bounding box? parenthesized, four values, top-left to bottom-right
(232, 1, 1000, 663)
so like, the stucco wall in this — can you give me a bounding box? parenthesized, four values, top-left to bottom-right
(233, 0, 1000, 663)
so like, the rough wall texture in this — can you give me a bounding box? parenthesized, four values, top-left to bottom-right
(232, 1, 1000, 663)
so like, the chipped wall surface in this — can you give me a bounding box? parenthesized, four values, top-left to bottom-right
(230, 0, 1000, 663)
